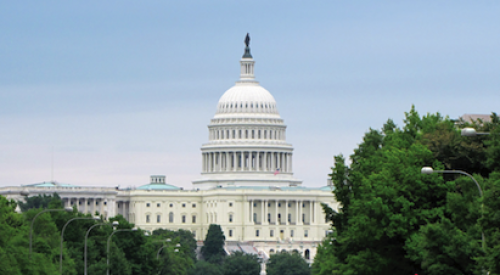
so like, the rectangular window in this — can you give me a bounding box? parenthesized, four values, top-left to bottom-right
(304, 230, 308, 238)
(290, 230, 294, 237)
(253, 202, 257, 207)
(288, 203, 291, 207)
(146, 203, 150, 207)
(170, 203, 173, 208)
(288, 214, 292, 222)
(255, 230, 259, 237)
(278, 203, 281, 207)
(192, 203, 196, 208)
(270, 230, 274, 237)
(192, 231, 196, 237)
(229, 202, 233, 207)
(157, 203, 161, 207)
(229, 230, 233, 237)
(267, 213, 271, 222)
(192, 215, 196, 223)
(302, 214, 305, 222)
(268, 203, 271, 207)
(182, 215, 186, 223)
(182, 203, 186, 208)
(146, 215, 150, 223)
(229, 214, 233, 223)
(157, 215, 161, 223)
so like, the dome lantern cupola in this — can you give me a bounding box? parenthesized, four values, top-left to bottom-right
(240, 33, 255, 81)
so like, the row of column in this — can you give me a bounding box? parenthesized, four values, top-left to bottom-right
(249, 200, 314, 225)
(202, 151, 292, 173)
(210, 128, 285, 141)
(63, 197, 117, 219)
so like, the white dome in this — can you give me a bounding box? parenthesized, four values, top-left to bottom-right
(214, 82, 280, 118)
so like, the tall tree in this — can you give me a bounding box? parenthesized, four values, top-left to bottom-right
(267, 251, 310, 275)
(223, 251, 260, 275)
(201, 224, 226, 264)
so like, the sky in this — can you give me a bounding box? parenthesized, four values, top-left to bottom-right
(1, 1, 499, 189)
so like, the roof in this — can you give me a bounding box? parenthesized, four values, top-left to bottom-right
(136, 183, 181, 191)
(23, 181, 79, 188)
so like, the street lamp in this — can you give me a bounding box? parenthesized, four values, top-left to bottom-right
(461, 127, 490, 136)
(157, 242, 180, 260)
(60, 215, 100, 274)
(84, 221, 119, 275)
(29, 207, 73, 259)
(421, 167, 485, 253)
(106, 227, 138, 275)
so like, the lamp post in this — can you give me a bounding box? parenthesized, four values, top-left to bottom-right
(461, 127, 490, 136)
(421, 167, 486, 252)
(106, 227, 138, 275)
(84, 221, 119, 275)
(157, 242, 180, 260)
(29, 207, 73, 259)
(60, 216, 100, 274)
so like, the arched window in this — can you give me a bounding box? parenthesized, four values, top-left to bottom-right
(169, 212, 174, 223)
(305, 249, 310, 260)
(270, 249, 275, 254)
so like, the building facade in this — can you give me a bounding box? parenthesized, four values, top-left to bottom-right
(0, 37, 338, 261)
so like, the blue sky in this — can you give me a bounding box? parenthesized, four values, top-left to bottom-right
(1, 1, 499, 188)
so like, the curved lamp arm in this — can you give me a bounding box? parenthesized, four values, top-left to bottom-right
(85, 221, 118, 275)
(60, 216, 99, 274)
(106, 228, 137, 275)
(29, 207, 72, 259)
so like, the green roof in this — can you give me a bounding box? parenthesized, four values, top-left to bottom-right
(137, 183, 180, 191)
(24, 182, 79, 188)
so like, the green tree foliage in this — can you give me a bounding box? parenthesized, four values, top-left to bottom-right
(315, 107, 500, 275)
(189, 260, 223, 275)
(153, 228, 198, 263)
(267, 251, 310, 275)
(18, 192, 63, 212)
(201, 224, 226, 264)
(223, 251, 260, 275)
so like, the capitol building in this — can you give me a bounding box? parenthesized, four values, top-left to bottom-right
(0, 36, 338, 261)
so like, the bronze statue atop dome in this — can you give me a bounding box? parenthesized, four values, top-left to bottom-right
(245, 33, 250, 47)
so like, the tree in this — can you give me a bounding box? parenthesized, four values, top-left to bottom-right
(315, 108, 500, 275)
(267, 251, 310, 275)
(18, 192, 63, 212)
(188, 260, 223, 275)
(223, 251, 260, 275)
(201, 224, 226, 264)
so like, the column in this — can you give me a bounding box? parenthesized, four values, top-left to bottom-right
(260, 200, 264, 224)
(285, 200, 288, 225)
(232, 152, 236, 171)
(225, 152, 230, 172)
(309, 201, 313, 224)
(263, 152, 267, 171)
(290, 154, 293, 173)
(270, 152, 276, 172)
(264, 200, 268, 224)
(84, 198, 88, 214)
(210, 152, 214, 172)
(250, 200, 254, 223)
(295, 200, 299, 225)
(217, 152, 221, 172)
(240, 151, 243, 171)
(256, 152, 260, 171)
(100, 198, 104, 217)
(275, 201, 279, 224)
